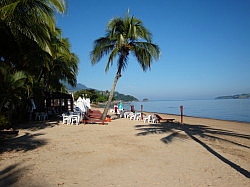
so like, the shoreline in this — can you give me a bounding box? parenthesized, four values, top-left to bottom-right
(121, 99, 250, 123)
(94, 106, 250, 130)
(94, 103, 250, 124)
(148, 111, 250, 124)
(119, 108, 250, 124)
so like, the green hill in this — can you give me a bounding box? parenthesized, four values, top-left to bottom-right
(66, 83, 138, 102)
(114, 92, 138, 102)
(65, 83, 88, 91)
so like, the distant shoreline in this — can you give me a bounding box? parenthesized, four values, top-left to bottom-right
(145, 111, 250, 124)
(93, 104, 250, 124)
(215, 93, 250, 99)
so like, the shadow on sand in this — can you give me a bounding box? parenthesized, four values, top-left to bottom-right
(0, 119, 61, 186)
(0, 163, 46, 187)
(135, 122, 250, 178)
(0, 131, 47, 153)
(0, 163, 25, 187)
(0, 119, 59, 154)
(16, 118, 61, 131)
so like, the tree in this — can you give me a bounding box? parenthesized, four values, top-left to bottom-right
(0, 64, 28, 125)
(38, 28, 79, 91)
(0, 0, 66, 55)
(73, 89, 108, 104)
(0, 0, 80, 125)
(90, 11, 160, 119)
(0, 0, 68, 89)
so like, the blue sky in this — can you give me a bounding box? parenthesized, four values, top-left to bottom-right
(56, 0, 250, 100)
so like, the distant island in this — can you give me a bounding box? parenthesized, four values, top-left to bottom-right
(215, 93, 250, 99)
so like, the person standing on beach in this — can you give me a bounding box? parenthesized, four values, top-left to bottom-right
(118, 102, 123, 111)
(114, 103, 118, 114)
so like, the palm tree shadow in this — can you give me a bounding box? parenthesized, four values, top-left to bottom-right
(0, 132, 47, 153)
(16, 119, 61, 131)
(0, 163, 45, 187)
(135, 122, 250, 178)
(0, 163, 23, 187)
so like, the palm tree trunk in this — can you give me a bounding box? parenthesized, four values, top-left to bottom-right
(101, 72, 121, 120)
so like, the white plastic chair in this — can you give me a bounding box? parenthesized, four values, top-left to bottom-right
(71, 115, 80, 125)
(129, 114, 136, 120)
(62, 115, 70, 124)
(40, 112, 48, 121)
(144, 115, 153, 123)
(125, 112, 134, 119)
(136, 113, 142, 121)
(130, 112, 140, 120)
(35, 112, 48, 121)
(152, 114, 159, 123)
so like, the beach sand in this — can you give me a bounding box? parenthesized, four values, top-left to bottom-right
(0, 108, 249, 187)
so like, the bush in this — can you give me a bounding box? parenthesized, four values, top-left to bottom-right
(0, 114, 9, 129)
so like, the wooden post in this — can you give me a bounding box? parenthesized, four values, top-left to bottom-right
(180, 105, 183, 124)
(131, 105, 135, 112)
(140, 105, 143, 119)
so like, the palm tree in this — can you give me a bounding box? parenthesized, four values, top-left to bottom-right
(91, 11, 160, 120)
(0, 0, 66, 55)
(0, 0, 80, 124)
(0, 0, 70, 92)
(37, 28, 79, 91)
(0, 64, 28, 125)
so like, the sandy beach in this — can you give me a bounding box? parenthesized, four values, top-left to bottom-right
(0, 108, 249, 187)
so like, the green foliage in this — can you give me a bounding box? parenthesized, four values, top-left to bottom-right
(114, 92, 138, 102)
(73, 89, 137, 103)
(0, 114, 9, 129)
(73, 89, 108, 103)
(97, 90, 138, 102)
(90, 11, 160, 73)
(0, 0, 79, 125)
(96, 95, 109, 103)
(0, 64, 30, 125)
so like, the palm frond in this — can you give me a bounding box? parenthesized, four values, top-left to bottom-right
(1, 0, 66, 55)
(105, 48, 119, 72)
(90, 37, 115, 64)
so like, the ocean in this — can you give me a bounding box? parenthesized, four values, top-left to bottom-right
(123, 99, 250, 123)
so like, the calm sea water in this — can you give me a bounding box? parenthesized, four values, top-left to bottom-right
(124, 99, 250, 123)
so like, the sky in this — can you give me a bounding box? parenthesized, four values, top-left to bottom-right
(56, 0, 250, 100)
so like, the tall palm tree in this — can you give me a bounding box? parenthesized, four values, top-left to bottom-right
(91, 11, 160, 120)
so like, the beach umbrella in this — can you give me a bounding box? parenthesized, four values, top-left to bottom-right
(82, 97, 91, 109)
(85, 98, 91, 109)
(76, 97, 85, 112)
